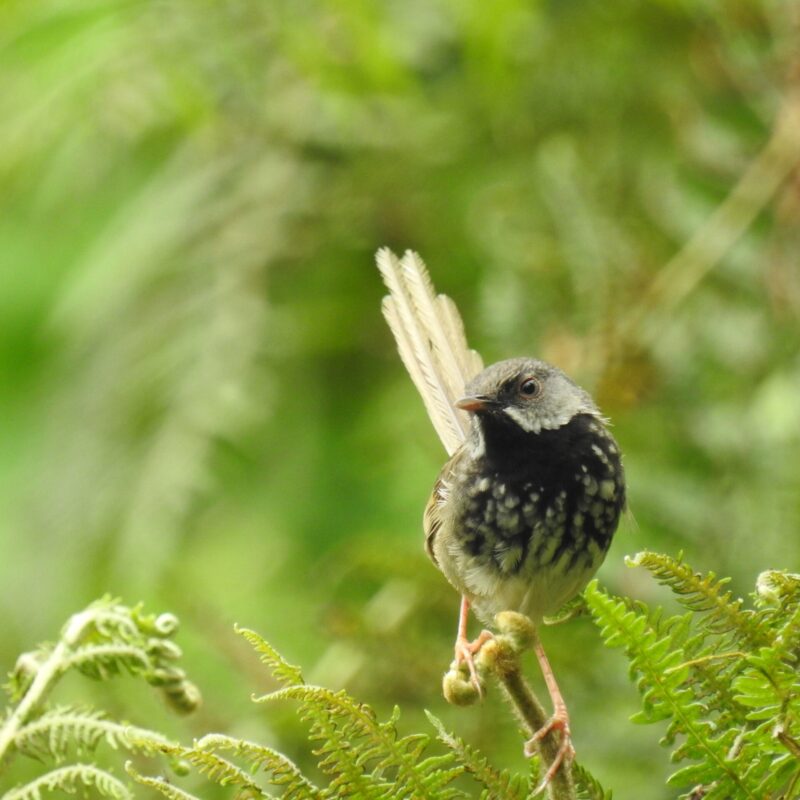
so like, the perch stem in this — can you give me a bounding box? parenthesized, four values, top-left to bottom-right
(496, 652, 576, 800)
(462, 613, 576, 800)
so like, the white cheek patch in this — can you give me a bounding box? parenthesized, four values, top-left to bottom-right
(503, 406, 542, 433)
(503, 392, 602, 434)
(503, 404, 576, 433)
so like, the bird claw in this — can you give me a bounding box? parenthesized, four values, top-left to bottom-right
(525, 711, 575, 794)
(454, 631, 493, 698)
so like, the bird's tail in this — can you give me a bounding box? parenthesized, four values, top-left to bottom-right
(376, 248, 483, 456)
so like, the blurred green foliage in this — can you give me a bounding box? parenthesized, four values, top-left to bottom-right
(1, 1, 798, 797)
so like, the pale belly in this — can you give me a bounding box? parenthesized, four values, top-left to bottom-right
(435, 514, 609, 624)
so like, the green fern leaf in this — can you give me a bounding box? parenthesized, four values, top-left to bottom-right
(309, 709, 393, 799)
(259, 685, 463, 799)
(681, 655, 750, 731)
(64, 644, 151, 681)
(627, 552, 766, 647)
(152, 741, 265, 793)
(4, 763, 132, 800)
(125, 761, 204, 800)
(425, 711, 524, 800)
(585, 581, 763, 800)
(236, 626, 304, 687)
(572, 762, 613, 800)
(13, 706, 171, 763)
(196, 733, 322, 799)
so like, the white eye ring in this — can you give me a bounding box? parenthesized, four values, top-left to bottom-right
(519, 377, 540, 398)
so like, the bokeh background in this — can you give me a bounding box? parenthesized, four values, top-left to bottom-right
(2, 2, 799, 797)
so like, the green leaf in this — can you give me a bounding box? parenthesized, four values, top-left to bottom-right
(4, 764, 132, 800)
(236, 626, 304, 687)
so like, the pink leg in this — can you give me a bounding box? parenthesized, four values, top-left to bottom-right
(525, 633, 575, 790)
(453, 596, 493, 696)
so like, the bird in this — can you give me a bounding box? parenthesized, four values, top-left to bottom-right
(376, 248, 625, 786)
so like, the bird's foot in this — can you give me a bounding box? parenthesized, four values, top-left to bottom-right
(454, 630, 493, 697)
(525, 708, 575, 794)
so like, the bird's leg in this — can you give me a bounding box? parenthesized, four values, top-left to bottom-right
(525, 631, 575, 790)
(454, 596, 493, 696)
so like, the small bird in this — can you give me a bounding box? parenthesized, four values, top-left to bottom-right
(426, 357, 625, 773)
(377, 249, 625, 785)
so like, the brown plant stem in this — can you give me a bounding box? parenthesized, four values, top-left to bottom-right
(442, 611, 577, 800)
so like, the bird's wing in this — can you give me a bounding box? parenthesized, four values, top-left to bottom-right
(423, 448, 464, 566)
(376, 248, 483, 456)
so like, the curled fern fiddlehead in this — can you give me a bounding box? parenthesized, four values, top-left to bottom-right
(0, 598, 199, 799)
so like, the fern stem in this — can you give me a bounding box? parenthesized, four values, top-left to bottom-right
(498, 657, 576, 800)
(498, 664, 548, 732)
(478, 615, 577, 800)
(0, 610, 95, 766)
(665, 651, 748, 673)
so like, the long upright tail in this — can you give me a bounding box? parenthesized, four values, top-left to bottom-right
(376, 248, 483, 456)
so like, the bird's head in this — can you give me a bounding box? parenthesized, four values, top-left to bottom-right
(456, 357, 600, 440)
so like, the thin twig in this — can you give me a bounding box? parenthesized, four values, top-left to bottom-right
(497, 661, 576, 800)
(443, 612, 577, 800)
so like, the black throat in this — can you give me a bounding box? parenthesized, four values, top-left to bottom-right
(477, 411, 606, 485)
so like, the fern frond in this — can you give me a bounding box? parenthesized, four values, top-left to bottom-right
(236, 626, 304, 687)
(543, 593, 589, 626)
(82, 599, 142, 640)
(63, 644, 152, 680)
(425, 711, 524, 799)
(307, 704, 393, 799)
(572, 763, 613, 800)
(0, 600, 203, 800)
(617, 601, 753, 737)
(585, 581, 763, 800)
(767, 590, 800, 665)
(130, 608, 181, 638)
(4, 763, 132, 800)
(151, 741, 266, 793)
(410, 753, 466, 799)
(196, 733, 322, 799)
(13, 706, 171, 763)
(627, 552, 766, 647)
(125, 761, 203, 800)
(260, 685, 462, 799)
(754, 570, 800, 608)
(734, 597, 800, 778)
(682, 656, 751, 731)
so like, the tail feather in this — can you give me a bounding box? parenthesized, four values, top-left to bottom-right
(436, 294, 484, 382)
(377, 247, 483, 455)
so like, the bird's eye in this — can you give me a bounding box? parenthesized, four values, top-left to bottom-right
(519, 377, 540, 398)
